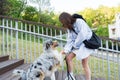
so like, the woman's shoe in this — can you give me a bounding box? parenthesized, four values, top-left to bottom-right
(65, 74, 76, 80)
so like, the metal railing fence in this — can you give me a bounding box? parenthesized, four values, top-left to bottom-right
(0, 15, 120, 80)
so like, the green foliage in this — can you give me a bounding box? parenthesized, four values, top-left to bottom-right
(1, 0, 120, 37)
(79, 8, 97, 27)
(39, 12, 53, 24)
(39, 12, 62, 26)
(0, 0, 27, 18)
(0, 0, 8, 15)
(7, 0, 27, 18)
(95, 26, 109, 37)
(77, 5, 120, 37)
(22, 6, 38, 21)
(78, 5, 120, 28)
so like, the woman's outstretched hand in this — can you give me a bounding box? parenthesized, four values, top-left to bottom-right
(60, 50, 67, 60)
(60, 50, 66, 54)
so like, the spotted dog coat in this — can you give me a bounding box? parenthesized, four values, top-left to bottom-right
(13, 40, 62, 80)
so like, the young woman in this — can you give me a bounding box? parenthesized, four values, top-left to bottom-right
(59, 12, 94, 80)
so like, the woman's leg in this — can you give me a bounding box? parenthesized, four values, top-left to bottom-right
(82, 56, 91, 80)
(65, 52, 76, 80)
(65, 52, 76, 73)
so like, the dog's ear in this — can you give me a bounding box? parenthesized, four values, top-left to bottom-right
(43, 40, 53, 50)
(46, 43, 50, 50)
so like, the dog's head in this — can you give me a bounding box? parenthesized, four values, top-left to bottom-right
(43, 40, 59, 51)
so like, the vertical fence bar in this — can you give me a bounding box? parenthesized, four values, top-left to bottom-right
(2, 19, 5, 55)
(101, 39, 106, 77)
(117, 53, 119, 80)
(112, 42, 116, 80)
(15, 21, 19, 59)
(59, 30, 62, 38)
(34, 26, 36, 59)
(29, 25, 32, 62)
(10, 20, 13, 58)
(46, 28, 48, 35)
(25, 24, 28, 63)
(42, 27, 44, 44)
(101, 48, 105, 77)
(116, 42, 118, 51)
(97, 49, 100, 75)
(50, 28, 52, 36)
(101, 39, 104, 75)
(106, 40, 110, 80)
(42, 27, 44, 34)
(55, 29, 57, 37)
(37, 26, 40, 56)
(93, 49, 97, 79)
(21, 22, 24, 59)
(6, 20, 9, 55)
(113, 52, 116, 80)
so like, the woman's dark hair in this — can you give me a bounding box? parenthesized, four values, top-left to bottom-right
(59, 12, 76, 30)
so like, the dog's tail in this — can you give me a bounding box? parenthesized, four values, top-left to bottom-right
(13, 69, 26, 78)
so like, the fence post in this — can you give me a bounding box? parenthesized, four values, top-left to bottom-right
(106, 40, 110, 80)
(118, 54, 120, 80)
(15, 21, 19, 59)
(6, 20, 9, 55)
(2, 19, 5, 55)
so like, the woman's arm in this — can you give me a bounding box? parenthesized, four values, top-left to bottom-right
(64, 30, 74, 53)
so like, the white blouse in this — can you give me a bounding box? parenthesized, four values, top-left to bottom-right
(64, 19, 93, 54)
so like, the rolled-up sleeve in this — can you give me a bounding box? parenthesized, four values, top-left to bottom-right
(64, 30, 74, 53)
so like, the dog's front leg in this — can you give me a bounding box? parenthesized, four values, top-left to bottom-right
(50, 73, 55, 80)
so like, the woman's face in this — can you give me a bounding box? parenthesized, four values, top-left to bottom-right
(60, 19, 68, 29)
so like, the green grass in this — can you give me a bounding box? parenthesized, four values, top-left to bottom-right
(0, 31, 119, 80)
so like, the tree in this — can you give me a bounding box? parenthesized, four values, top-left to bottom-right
(0, 0, 27, 18)
(0, 0, 9, 15)
(8, 0, 27, 18)
(29, 0, 52, 22)
(96, 26, 108, 37)
(22, 6, 38, 21)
